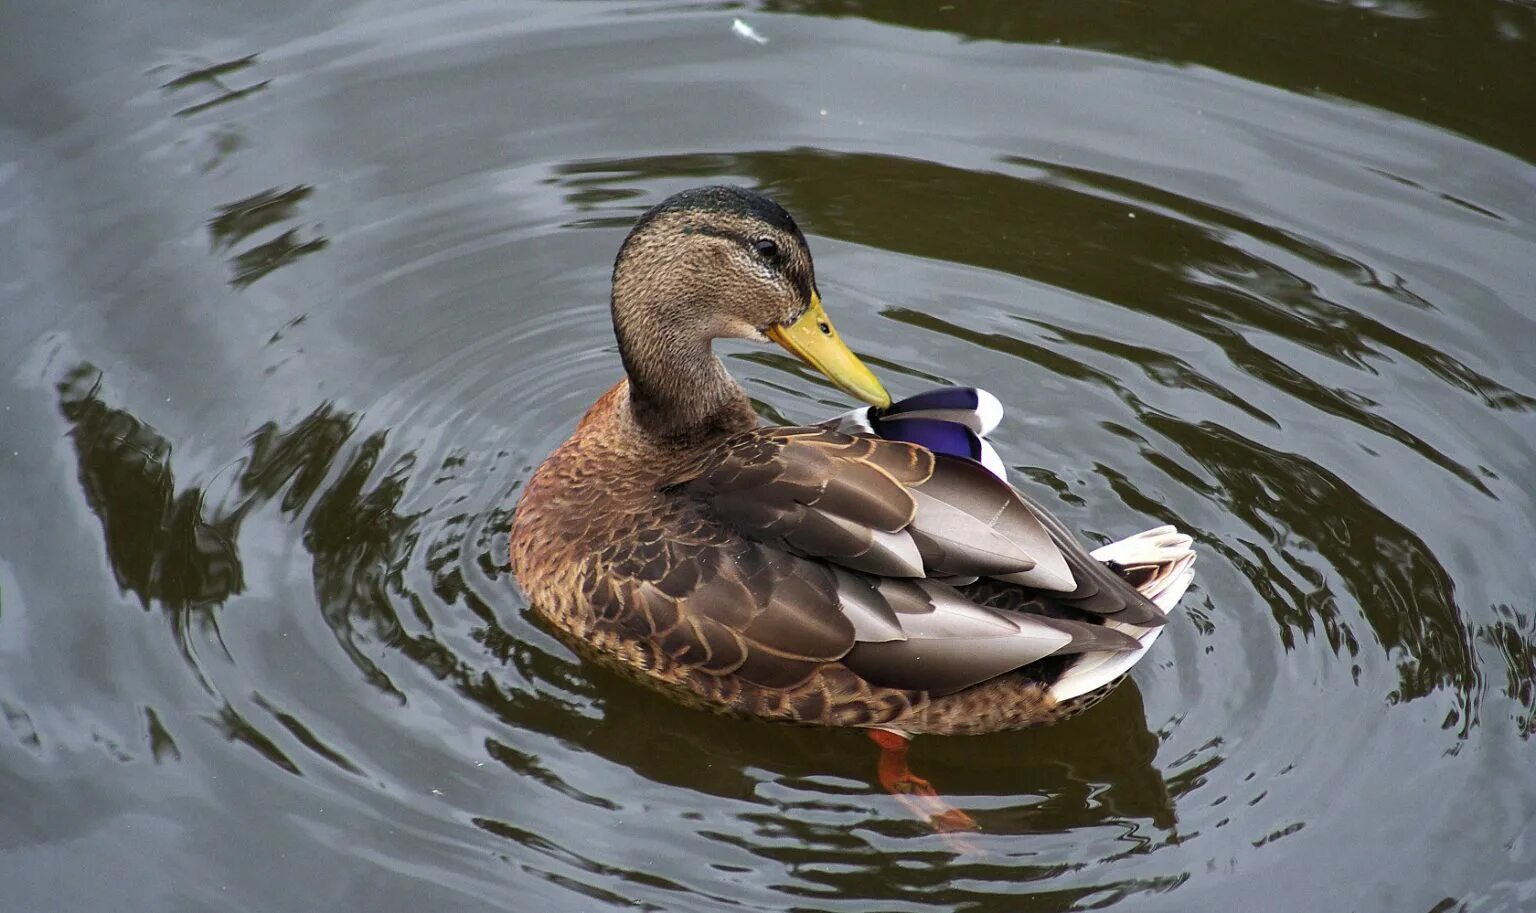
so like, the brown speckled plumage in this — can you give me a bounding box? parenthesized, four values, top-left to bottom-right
(510, 186, 1186, 736)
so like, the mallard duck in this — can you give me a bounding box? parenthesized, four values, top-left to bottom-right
(510, 186, 1196, 833)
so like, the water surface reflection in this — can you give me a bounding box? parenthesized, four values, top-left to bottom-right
(4, 0, 1535, 910)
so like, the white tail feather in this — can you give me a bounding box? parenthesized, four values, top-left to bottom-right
(1049, 528, 1197, 703)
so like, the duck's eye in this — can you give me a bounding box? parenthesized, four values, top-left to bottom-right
(752, 238, 780, 260)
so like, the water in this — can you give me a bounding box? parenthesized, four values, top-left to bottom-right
(3, 1, 1534, 910)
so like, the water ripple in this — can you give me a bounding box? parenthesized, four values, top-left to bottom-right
(5, 1, 1535, 911)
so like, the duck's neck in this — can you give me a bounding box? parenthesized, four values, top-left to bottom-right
(613, 309, 757, 446)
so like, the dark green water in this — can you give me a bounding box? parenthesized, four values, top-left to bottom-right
(3, 1, 1534, 910)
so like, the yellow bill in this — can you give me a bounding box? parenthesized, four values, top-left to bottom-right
(767, 293, 892, 408)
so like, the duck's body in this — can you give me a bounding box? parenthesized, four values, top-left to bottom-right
(513, 378, 1192, 736)
(510, 185, 1195, 756)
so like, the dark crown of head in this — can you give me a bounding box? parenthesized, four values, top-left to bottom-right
(632, 185, 801, 238)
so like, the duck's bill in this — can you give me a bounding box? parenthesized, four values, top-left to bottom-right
(767, 294, 892, 408)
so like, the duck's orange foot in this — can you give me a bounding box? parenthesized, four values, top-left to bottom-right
(867, 729, 980, 848)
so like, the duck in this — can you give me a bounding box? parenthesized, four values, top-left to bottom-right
(510, 185, 1196, 834)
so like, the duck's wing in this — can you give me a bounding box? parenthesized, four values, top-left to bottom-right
(828, 386, 1170, 622)
(643, 424, 1158, 695)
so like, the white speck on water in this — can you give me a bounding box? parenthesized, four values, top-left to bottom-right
(819, 109, 828, 116)
(731, 18, 768, 45)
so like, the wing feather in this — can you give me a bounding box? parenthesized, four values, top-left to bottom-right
(604, 423, 1162, 696)
(842, 578, 1140, 694)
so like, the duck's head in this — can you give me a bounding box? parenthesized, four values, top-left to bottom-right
(611, 186, 891, 423)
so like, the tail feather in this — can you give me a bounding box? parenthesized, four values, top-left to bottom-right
(1049, 528, 1197, 703)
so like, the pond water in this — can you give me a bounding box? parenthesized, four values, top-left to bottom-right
(3, 1, 1535, 911)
